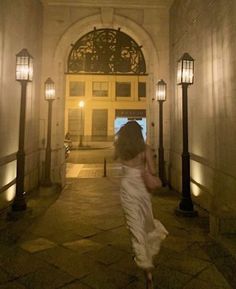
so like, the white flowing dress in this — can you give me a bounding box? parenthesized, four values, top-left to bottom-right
(120, 165, 168, 269)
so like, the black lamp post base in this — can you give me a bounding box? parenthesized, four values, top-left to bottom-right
(175, 207, 198, 217)
(11, 198, 27, 212)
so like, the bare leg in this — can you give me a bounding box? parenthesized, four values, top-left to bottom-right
(145, 270, 153, 289)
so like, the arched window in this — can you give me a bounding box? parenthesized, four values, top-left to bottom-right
(67, 28, 146, 74)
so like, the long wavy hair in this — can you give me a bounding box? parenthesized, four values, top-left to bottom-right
(114, 121, 145, 161)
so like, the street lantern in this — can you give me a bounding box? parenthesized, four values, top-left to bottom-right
(16, 48, 33, 81)
(156, 79, 167, 101)
(12, 49, 33, 211)
(78, 100, 85, 147)
(43, 78, 55, 186)
(176, 53, 197, 217)
(79, 100, 85, 108)
(177, 52, 194, 85)
(44, 77, 56, 100)
(156, 79, 167, 186)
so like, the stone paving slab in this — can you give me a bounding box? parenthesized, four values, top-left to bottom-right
(35, 246, 99, 279)
(80, 266, 135, 289)
(153, 265, 192, 289)
(61, 282, 93, 289)
(20, 237, 57, 253)
(0, 267, 9, 285)
(197, 264, 232, 288)
(62, 238, 104, 254)
(182, 278, 231, 289)
(18, 265, 76, 289)
(0, 282, 28, 289)
(0, 247, 48, 279)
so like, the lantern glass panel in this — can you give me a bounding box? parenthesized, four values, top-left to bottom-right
(177, 61, 182, 84)
(156, 80, 167, 101)
(182, 60, 194, 83)
(177, 53, 194, 85)
(16, 49, 33, 81)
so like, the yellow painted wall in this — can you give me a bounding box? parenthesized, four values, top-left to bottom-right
(65, 74, 147, 138)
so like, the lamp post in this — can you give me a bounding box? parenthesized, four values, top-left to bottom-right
(176, 52, 197, 217)
(156, 79, 167, 186)
(44, 78, 55, 186)
(78, 100, 85, 147)
(12, 48, 33, 211)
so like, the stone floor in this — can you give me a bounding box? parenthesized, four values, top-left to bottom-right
(0, 176, 235, 289)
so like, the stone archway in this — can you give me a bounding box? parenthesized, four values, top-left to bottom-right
(51, 13, 160, 185)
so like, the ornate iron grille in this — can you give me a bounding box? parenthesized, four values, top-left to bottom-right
(67, 28, 146, 74)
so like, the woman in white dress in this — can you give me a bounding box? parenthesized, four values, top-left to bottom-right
(114, 121, 168, 289)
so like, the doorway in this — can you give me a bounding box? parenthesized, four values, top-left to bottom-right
(92, 109, 108, 141)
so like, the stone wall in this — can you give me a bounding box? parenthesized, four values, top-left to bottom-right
(40, 2, 171, 185)
(169, 0, 236, 234)
(0, 0, 43, 210)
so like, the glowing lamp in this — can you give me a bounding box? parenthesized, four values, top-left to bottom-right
(177, 53, 194, 85)
(16, 48, 33, 81)
(44, 78, 56, 101)
(156, 79, 167, 101)
(79, 100, 85, 108)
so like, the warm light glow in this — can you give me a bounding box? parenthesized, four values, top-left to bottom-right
(79, 100, 85, 108)
(44, 77, 56, 100)
(6, 185, 16, 201)
(2, 162, 17, 202)
(156, 79, 167, 101)
(2, 161, 16, 186)
(191, 161, 204, 185)
(177, 52, 194, 85)
(16, 48, 33, 81)
(191, 182, 201, 197)
(191, 161, 206, 197)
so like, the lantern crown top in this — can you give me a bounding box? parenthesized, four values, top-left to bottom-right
(157, 79, 166, 86)
(16, 48, 33, 59)
(45, 77, 54, 85)
(178, 52, 194, 62)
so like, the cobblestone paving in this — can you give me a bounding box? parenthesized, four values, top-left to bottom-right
(0, 177, 235, 289)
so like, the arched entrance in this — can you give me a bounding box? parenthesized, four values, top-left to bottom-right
(51, 14, 159, 185)
(65, 27, 148, 146)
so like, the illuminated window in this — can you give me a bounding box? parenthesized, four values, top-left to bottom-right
(116, 82, 131, 97)
(69, 81, 85, 96)
(138, 82, 146, 98)
(92, 82, 108, 97)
